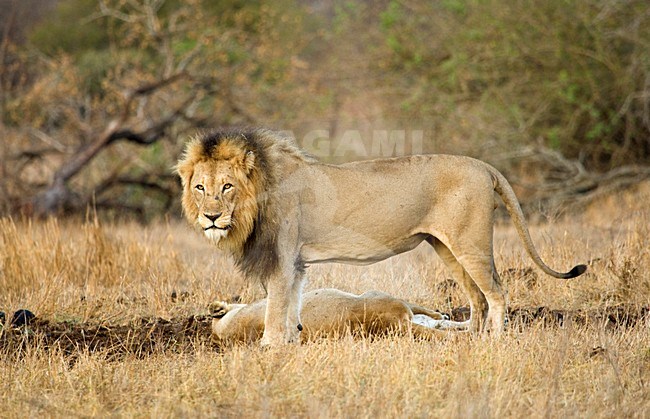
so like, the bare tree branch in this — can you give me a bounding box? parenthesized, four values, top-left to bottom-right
(30, 70, 189, 217)
(494, 145, 650, 212)
(95, 174, 175, 205)
(128, 71, 187, 97)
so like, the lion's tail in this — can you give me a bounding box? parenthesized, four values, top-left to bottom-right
(487, 165, 587, 279)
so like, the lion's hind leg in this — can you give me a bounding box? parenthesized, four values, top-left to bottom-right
(428, 237, 489, 333)
(452, 252, 506, 334)
(440, 240, 506, 334)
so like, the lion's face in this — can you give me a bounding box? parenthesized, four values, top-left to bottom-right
(190, 160, 241, 241)
(177, 139, 259, 249)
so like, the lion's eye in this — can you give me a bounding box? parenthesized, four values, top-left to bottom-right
(195, 184, 204, 191)
(223, 183, 233, 192)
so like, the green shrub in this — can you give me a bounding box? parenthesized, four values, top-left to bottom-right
(373, 0, 650, 169)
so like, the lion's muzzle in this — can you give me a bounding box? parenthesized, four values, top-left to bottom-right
(200, 211, 232, 231)
(200, 212, 233, 243)
(204, 212, 222, 222)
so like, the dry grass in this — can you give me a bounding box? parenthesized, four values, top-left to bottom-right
(1, 187, 649, 417)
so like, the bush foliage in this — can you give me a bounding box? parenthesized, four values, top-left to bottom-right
(373, 0, 650, 167)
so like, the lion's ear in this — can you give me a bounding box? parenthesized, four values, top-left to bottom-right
(175, 162, 193, 187)
(244, 150, 255, 174)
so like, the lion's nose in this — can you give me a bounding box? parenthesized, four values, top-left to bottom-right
(204, 212, 222, 222)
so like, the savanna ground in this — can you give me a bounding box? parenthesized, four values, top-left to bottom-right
(1, 183, 649, 417)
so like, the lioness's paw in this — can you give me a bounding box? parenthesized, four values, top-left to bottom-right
(208, 301, 230, 318)
(430, 311, 449, 320)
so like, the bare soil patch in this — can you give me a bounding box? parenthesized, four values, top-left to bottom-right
(2, 305, 647, 359)
(0, 314, 215, 360)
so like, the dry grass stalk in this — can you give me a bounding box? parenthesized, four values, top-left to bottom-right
(0, 189, 648, 416)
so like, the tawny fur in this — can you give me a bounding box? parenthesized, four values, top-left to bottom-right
(177, 128, 587, 346)
(209, 288, 462, 345)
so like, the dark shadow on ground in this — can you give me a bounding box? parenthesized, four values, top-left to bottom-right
(1, 305, 648, 360)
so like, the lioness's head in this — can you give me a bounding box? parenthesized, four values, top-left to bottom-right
(176, 131, 264, 251)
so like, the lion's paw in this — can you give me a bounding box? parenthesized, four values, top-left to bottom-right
(208, 301, 230, 318)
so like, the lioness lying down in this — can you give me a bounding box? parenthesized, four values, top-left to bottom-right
(209, 288, 467, 344)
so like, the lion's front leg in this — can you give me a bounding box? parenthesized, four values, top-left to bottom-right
(261, 276, 291, 347)
(260, 272, 304, 346)
(286, 273, 305, 342)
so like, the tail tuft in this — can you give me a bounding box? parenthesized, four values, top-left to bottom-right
(566, 264, 588, 278)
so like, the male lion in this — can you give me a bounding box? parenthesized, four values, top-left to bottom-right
(176, 128, 587, 346)
(209, 288, 466, 345)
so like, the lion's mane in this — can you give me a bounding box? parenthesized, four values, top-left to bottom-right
(175, 128, 313, 280)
